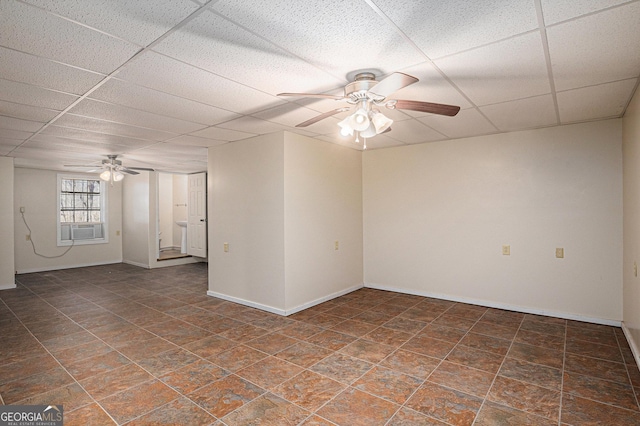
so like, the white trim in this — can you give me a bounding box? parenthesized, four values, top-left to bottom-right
(122, 260, 151, 269)
(284, 284, 364, 316)
(207, 283, 364, 316)
(364, 282, 622, 327)
(621, 322, 640, 370)
(207, 291, 286, 315)
(0, 283, 17, 290)
(16, 259, 123, 274)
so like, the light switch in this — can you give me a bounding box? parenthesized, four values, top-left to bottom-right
(634, 261, 637, 277)
(502, 245, 510, 256)
(223, 242, 229, 252)
(334, 241, 339, 250)
(556, 248, 564, 258)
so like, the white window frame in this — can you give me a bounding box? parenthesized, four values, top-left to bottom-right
(57, 174, 109, 246)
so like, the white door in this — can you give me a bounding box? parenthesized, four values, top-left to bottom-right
(187, 172, 207, 257)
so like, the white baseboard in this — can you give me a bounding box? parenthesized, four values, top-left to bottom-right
(207, 283, 364, 317)
(364, 282, 622, 327)
(621, 322, 640, 370)
(206, 291, 286, 315)
(122, 260, 150, 269)
(0, 283, 17, 290)
(16, 259, 123, 274)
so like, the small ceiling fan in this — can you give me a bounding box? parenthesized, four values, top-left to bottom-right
(64, 155, 154, 184)
(278, 71, 460, 148)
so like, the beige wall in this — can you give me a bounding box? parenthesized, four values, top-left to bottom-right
(208, 132, 286, 311)
(623, 86, 640, 364)
(0, 157, 15, 289)
(364, 120, 623, 323)
(283, 133, 363, 310)
(158, 172, 174, 250)
(14, 168, 123, 273)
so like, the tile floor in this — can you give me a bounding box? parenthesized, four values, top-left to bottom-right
(1, 263, 639, 425)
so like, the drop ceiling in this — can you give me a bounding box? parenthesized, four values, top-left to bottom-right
(1, 0, 639, 174)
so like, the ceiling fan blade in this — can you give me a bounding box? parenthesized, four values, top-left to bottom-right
(127, 166, 155, 172)
(64, 164, 97, 168)
(278, 92, 345, 100)
(115, 165, 140, 175)
(296, 107, 350, 127)
(389, 100, 460, 116)
(368, 72, 418, 98)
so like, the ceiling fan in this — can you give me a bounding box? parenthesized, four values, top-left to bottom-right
(278, 71, 460, 148)
(64, 155, 154, 184)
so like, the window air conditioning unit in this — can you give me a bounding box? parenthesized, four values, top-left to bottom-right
(71, 224, 96, 240)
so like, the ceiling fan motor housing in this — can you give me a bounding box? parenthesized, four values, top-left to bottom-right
(344, 72, 379, 103)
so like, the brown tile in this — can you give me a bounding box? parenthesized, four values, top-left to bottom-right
(418, 324, 467, 343)
(52, 340, 113, 366)
(273, 370, 346, 411)
(219, 323, 270, 343)
(323, 304, 364, 319)
(470, 321, 518, 340)
(400, 305, 445, 322)
(431, 313, 477, 331)
(428, 361, 495, 397)
(17, 382, 92, 412)
(310, 353, 374, 384)
(566, 337, 624, 362)
(354, 366, 422, 404)
(99, 380, 179, 424)
(198, 316, 244, 334)
(80, 363, 153, 400)
(0, 352, 60, 384)
(64, 403, 116, 426)
(339, 338, 395, 363)
(245, 332, 298, 354)
(236, 356, 303, 389)
(300, 313, 345, 328)
(565, 353, 630, 383)
(519, 319, 565, 337)
(306, 329, 357, 350)
(402, 334, 456, 359)
(126, 396, 216, 426)
(405, 381, 483, 426)
(300, 415, 343, 425)
(352, 310, 395, 325)
(445, 346, 505, 375)
(66, 351, 131, 381)
(381, 349, 440, 379)
(145, 320, 211, 346)
(137, 348, 199, 377)
(182, 334, 237, 358)
(208, 345, 268, 371)
(222, 392, 309, 425)
(250, 314, 296, 330)
(563, 371, 639, 411)
(274, 342, 331, 368)
(330, 319, 378, 336)
(116, 337, 177, 362)
(507, 342, 564, 369)
(474, 401, 557, 426)
(566, 325, 619, 347)
(561, 393, 640, 425)
(514, 329, 565, 351)
(188, 374, 264, 418)
(446, 304, 488, 320)
(487, 376, 560, 421)
(387, 407, 449, 425)
(459, 333, 511, 355)
(499, 357, 562, 391)
(382, 316, 428, 334)
(279, 322, 324, 340)
(317, 388, 399, 426)
(160, 359, 229, 394)
(40, 330, 98, 352)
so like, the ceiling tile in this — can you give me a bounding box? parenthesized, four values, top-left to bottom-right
(361, 134, 406, 150)
(0, 46, 104, 95)
(419, 108, 497, 138)
(68, 99, 206, 134)
(0, 1, 139, 74)
(0, 116, 44, 132)
(216, 116, 287, 135)
(252, 103, 334, 128)
(190, 126, 256, 141)
(23, 0, 201, 46)
(384, 118, 446, 144)
(166, 135, 227, 148)
(115, 52, 282, 114)
(45, 115, 174, 142)
(435, 32, 551, 106)
(541, 0, 631, 25)
(0, 137, 22, 148)
(557, 78, 637, 123)
(0, 79, 78, 110)
(0, 128, 33, 140)
(89, 78, 240, 126)
(27, 136, 130, 155)
(10, 146, 101, 163)
(212, 0, 425, 78)
(153, 10, 343, 95)
(373, 0, 539, 59)
(547, 2, 640, 91)
(0, 101, 59, 122)
(480, 94, 558, 131)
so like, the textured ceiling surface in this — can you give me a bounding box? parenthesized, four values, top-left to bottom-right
(1, 0, 639, 173)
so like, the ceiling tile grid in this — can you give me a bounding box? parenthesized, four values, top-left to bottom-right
(0, 0, 638, 173)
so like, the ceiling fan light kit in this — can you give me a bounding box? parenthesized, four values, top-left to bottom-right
(64, 155, 155, 185)
(278, 71, 460, 149)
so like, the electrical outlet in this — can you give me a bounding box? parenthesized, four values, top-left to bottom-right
(502, 245, 510, 256)
(634, 261, 637, 277)
(26, 234, 30, 241)
(223, 242, 229, 252)
(116, 230, 120, 236)
(556, 248, 564, 258)
(335, 241, 339, 250)
(20, 206, 25, 213)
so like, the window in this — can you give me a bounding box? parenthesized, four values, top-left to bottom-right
(57, 175, 108, 246)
